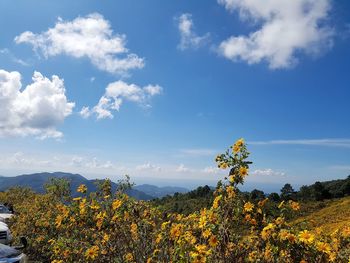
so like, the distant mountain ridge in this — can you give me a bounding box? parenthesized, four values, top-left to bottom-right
(0, 172, 190, 200)
(0, 172, 154, 200)
(134, 184, 188, 198)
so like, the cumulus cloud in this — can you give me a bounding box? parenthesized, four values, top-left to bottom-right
(251, 168, 285, 177)
(0, 69, 74, 138)
(81, 80, 162, 119)
(136, 162, 161, 172)
(217, 0, 333, 68)
(177, 13, 209, 50)
(15, 13, 144, 75)
(79, 106, 91, 119)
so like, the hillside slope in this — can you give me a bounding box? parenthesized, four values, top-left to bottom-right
(293, 196, 350, 234)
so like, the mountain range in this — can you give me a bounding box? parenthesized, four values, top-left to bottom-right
(0, 172, 189, 200)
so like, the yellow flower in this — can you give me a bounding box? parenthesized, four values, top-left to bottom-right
(226, 186, 235, 198)
(342, 226, 350, 238)
(258, 198, 268, 207)
(289, 201, 300, 211)
(199, 215, 207, 228)
(317, 241, 331, 254)
(195, 244, 210, 255)
(219, 162, 228, 169)
(112, 199, 122, 210)
(209, 235, 218, 247)
(131, 223, 138, 238)
(202, 229, 211, 238)
(233, 144, 240, 153)
(184, 231, 197, 245)
(170, 224, 182, 239)
(89, 201, 100, 210)
(229, 175, 235, 183)
(212, 195, 222, 209)
(155, 234, 162, 244)
(275, 216, 284, 225)
(261, 223, 275, 240)
(244, 202, 254, 212)
(279, 229, 289, 240)
(239, 166, 248, 177)
(248, 251, 258, 262)
(77, 184, 87, 193)
(55, 215, 63, 228)
(298, 230, 314, 244)
(287, 233, 296, 243)
(125, 252, 134, 262)
(236, 138, 244, 147)
(85, 245, 99, 260)
(264, 247, 273, 261)
(103, 233, 110, 242)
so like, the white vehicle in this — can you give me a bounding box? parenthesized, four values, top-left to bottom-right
(0, 205, 13, 245)
(0, 205, 13, 223)
(0, 237, 27, 263)
(0, 223, 12, 245)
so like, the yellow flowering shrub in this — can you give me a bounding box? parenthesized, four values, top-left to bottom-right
(0, 139, 349, 262)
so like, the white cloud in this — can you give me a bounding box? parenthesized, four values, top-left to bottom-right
(0, 69, 75, 138)
(249, 138, 350, 148)
(83, 80, 162, 119)
(79, 106, 91, 119)
(176, 164, 191, 173)
(0, 48, 30, 66)
(251, 168, 285, 177)
(10, 152, 33, 166)
(85, 157, 114, 169)
(136, 162, 161, 172)
(15, 13, 144, 75)
(70, 156, 115, 169)
(218, 0, 333, 68)
(177, 13, 209, 50)
(180, 148, 217, 157)
(202, 166, 222, 174)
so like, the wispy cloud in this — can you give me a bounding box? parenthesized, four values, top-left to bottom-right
(249, 139, 350, 148)
(179, 148, 217, 157)
(251, 169, 285, 177)
(0, 48, 30, 66)
(176, 164, 192, 173)
(176, 13, 209, 50)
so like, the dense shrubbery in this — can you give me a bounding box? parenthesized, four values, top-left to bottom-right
(152, 185, 214, 215)
(1, 139, 350, 262)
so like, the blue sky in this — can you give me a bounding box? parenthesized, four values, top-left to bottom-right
(0, 0, 350, 191)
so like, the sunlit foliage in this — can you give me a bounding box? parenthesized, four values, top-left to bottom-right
(0, 139, 349, 262)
